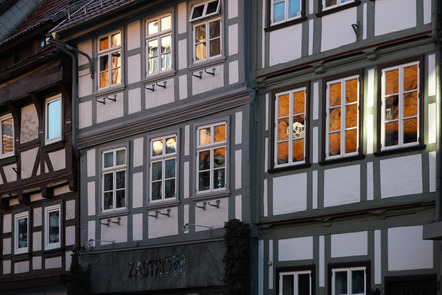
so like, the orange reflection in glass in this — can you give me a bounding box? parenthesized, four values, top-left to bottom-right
(385, 121, 398, 146)
(404, 65, 417, 91)
(100, 37, 108, 51)
(329, 108, 341, 132)
(345, 129, 357, 153)
(278, 94, 290, 117)
(345, 79, 358, 103)
(329, 83, 341, 107)
(385, 69, 398, 95)
(329, 132, 341, 156)
(199, 128, 210, 145)
(403, 91, 417, 117)
(100, 72, 109, 88)
(293, 91, 305, 115)
(385, 95, 398, 121)
(345, 104, 357, 128)
(278, 119, 289, 141)
(214, 124, 226, 142)
(403, 118, 417, 143)
(277, 142, 288, 164)
(292, 138, 304, 162)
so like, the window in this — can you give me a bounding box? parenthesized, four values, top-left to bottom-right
(190, 0, 222, 62)
(150, 135, 177, 202)
(98, 31, 122, 89)
(102, 147, 127, 211)
(197, 122, 227, 193)
(272, 0, 302, 24)
(325, 75, 360, 159)
(323, 0, 354, 10)
(274, 87, 307, 167)
(278, 270, 312, 295)
(146, 15, 172, 75)
(0, 114, 14, 157)
(45, 95, 62, 144)
(380, 61, 420, 151)
(331, 266, 366, 295)
(44, 204, 61, 250)
(14, 211, 29, 254)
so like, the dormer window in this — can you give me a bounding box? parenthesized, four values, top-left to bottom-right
(190, 0, 220, 22)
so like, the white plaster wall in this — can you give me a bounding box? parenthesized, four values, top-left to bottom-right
(321, 7, 356, 52)
(278, 237, 313, 261)
(127, 20, 141, 51)
(235, 195, 242, 220)
(78, 39, 92, 67)
(65, 251, 72, 271)
(79, 101, 92, 128)
(177, 2, 187, 35)
(184, 161, 190, 198)
(3, 214, 11, 233)
(179, 74, 188, 100)
(101, 216, 128, 244)
(33, 207, 42, 227)
(228, 24, 238, 56)
(235, 111, 242, 145)
(375, 0, 416, 36)
(20, 104, 38, 143)
(424, 0, 432, 24)
(48, 149, 66, 171)
(195, 197, 229, 231)
(235, 149, 242, 189)
(145, 78, 175, 108)
(33, 256, 42, 270)
(192, 65, 224, 95)
(66, 226, 75, 246)
(87, 181, 96, 216)
(88, 220, 95, 242)
(14, 261, 29, 274)
(430, 151, 436, 192)
(269, 24, 302, 66)
(3, 238, 11, 255)
(148, 207, 178, 238)
(87, 149, 95, 177)
(4, 164, 17, 182)
(33, 231, 42, 252)
(229, 60, 239, 85)
(45, 256, 62, 269)
(331, 231, 368, 258)
(133, 213, 143, 241)
(324, 165, 360, 207)
(3, 260, 11, 274)
(20, 147, 38, 178)
(79, 69, 93, 97)
(66, 200, 75, 220)
(429, 54, 436, 97)
(178, 39, 187, 70)
(96, 92, 124, 123)
(388, 226, 433, 271)
(128, 87, 141, 114)
(127, 54, 141, 84)
(380, 155, 422, 198)
(273, 173, 307, 215)
(133, 137, 144, 167)
(228, 0, 238, 19)
(132, 172, 144, 208)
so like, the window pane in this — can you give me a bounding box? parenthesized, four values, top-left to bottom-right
(104, 192, 113, 209)
(273, 2, 285, 23)
(152, 181, 161, 200)
(199, 150, 210, 170)
(165, 179, 175, 198)
(166, 137, 176, 154)
(278, 118, 289, 141)
(334, 271, 348, 294)
(209, 20, 220, 38)
(293, 138, 304, 162)
(161, 35, 171, 53)
(288, 0, 301, 18)
(195, 24, 206, 43)
(161, 16, 171, 31)
(352, 270, 365, 294)
(152, 162, 162, 181)
(112, 52, 121, 68)
(293, 91, 305, 115)
(214, 168, 225, 189)
(403, 91, 418, 117)
(100, 72, 109, 88)
(116, 190, 125, 208)
(148, 40, 158, 57)
(195, 42, 207, 60)
(345, 79, 358, 103)
(403, 118, 417, 144)
(104, 152, 113, 168)
(48, 211, 60, 244)
(199, 171, 210, 191)
(385, 95, 399, 120)
(18, 218, 28, 248)
(277, 142, 288, 164)
(298, 273, 310, 294)
(345, 104, 358, 128)
(385, 121, 398, 147)
(192, 4, 204, 19)
(116, 149, 125, 165)
(207, 0, 219, 14)
(282, 274, 294, 295)
(214, 124, 226, 142)
(104, 173, 113, 191)
(100, 55, 109, 71)
(404, 65, 418, 91)
(210, 38, 220, 57)
(47, 99, 61, 140)
(214, 148, 225, 168)
(326, 0, 337, 7)
(111, 33, 120, 47)
(195, 24, 207, 60)
(148, 58, 158, 74)
(161, 53, 171, 71)
(329, 107, 341, 132)
(385, 69, 399, 95)
(99, 37, 108, 51)
(152, 140, 163, 156)
(116, 171, 125, 189)
(345, 129, 357, 153)
(111, 69, 121, 85)
(293, 115, 304, 138)
(278, 94, 290, 117)
(166, 159, 175, 178)
(329, 132, 341, 156)
(199, 127, 211, 145)
(148, 20, 158, 35)
(329, 82, 341, 107)
(2, 117, 13, 154)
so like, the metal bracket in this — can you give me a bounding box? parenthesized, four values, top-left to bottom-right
(195, 201, 207, 210)
(156, 81, 167, 89)
(158, 209, 171, 217)
(205, 68, 216, 76)
(208, 200, 220, 209)
(148, 210, 159, 218)
(146, 84, 155, 92)
(96, 94, 117, 104)
(100, 219, 110, 227)
(192, 71, 203, 79)
(351, 22, 360, 37)
(110, 217, 121, 225)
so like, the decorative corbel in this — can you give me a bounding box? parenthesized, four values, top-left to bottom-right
(42, 187, 54, 199)
(18, 192, 30, 204)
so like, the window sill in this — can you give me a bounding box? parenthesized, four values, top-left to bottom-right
(374, 144, 426, 157)
(146, 199, 180, 210)
(42, 139, 65, 152)
(94, 84, 126, 98)
(11, 253, 30, 261)
(98, 209, 129, 219)
(0, 154, 17, 165)
(192, 190, 231, 201)
(143, 70, 176, 84)
(42, 247, 64, 256)
(268, 162, 311, 174)
(319, 154, 365, 166)
(316, 0, 361, 17)
(189, 56, 226, 72)
(265, 16, 307, 33)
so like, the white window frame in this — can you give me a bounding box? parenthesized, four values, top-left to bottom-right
(189, 0, 221, 22)
(279, 270, 312, 295)
(271, 0, 303, 25)
(322, 0, 354, 10)
(44, 204, 61, 250)
(0, 113, 14, 158)
(274, 87, 307, 168)
(14, 211, 29, 255)
(45, 94, 62, 145)
(98, 30, 122, 90)
(331, 266, 366, 295)
(102, 147, 127, 212)
(380, 61, 420, 151)
(146, 14, 173, 76)
(149, 134, 178, 202)
(192, 17, 222, 62)
(325, 75, 359, 160)
(196, 121, 227, 193)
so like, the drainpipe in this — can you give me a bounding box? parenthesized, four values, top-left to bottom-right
(47, 37, 94, 159)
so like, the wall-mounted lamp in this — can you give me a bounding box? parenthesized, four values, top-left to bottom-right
(351, 22, 360, 37)
(83, 239, 115, 250)
(182, 223, 213, 232)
